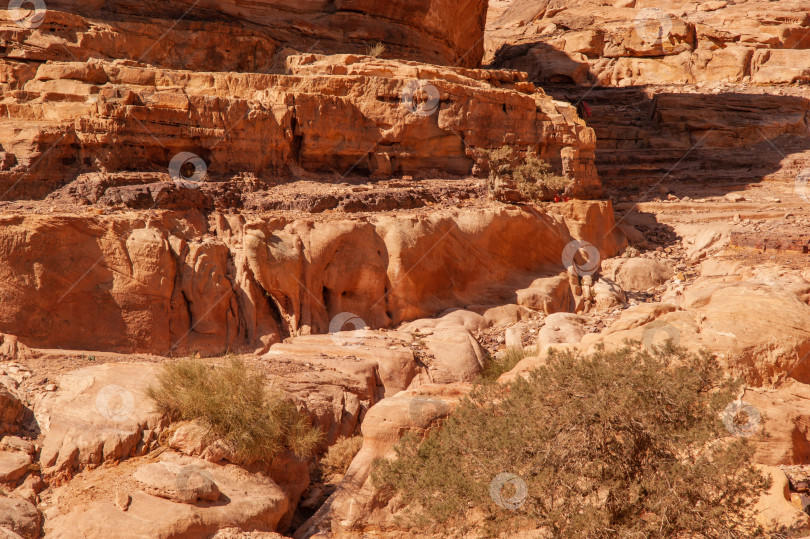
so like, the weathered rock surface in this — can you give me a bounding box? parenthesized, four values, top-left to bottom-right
(44, 453, 289, 538)
(2, 0, 488, 71)
(487, 0, 810, 86)
(0, 450, 31, 484)
(582, 265, 810, 386)
(0, 496, 41, 539)
(0, 54, 598, 201)
(536, 312, 586, 349)
(295, 383, 470, 538)
(601, 257, 673, 290)
(33, 363, 165, 476)
(133, 461, 221, 504)
(0, 386, 24, 436)
(755, 465, 810, 534)
(0, 202, 624, 356)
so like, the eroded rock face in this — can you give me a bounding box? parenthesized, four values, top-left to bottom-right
(2, 0, 488, 71)
(581, 265, 810, 387)
(486, 0, 810, 86)
(0, 202, 624, 356)
(0, 496, 41, 539)
(0, 54, 598, 200)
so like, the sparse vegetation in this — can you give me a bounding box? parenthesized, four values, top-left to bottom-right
(366, 42, 387, 58)
(320, 435, 364, 477)
(147, 357, 322, 463)
(372, 343, 770, 538)
(482, 345, 536, 381)
(482, 145, 571, 203)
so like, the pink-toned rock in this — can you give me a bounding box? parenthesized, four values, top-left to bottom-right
(0, 496, 40, 539)
(0, 202, 623, 356)
(33, 363, 166, 476)
(0, 451, 31, 484)
(133, 461, 221, 504)
(423, 327, 487, 384)
(536, 313, 586, 349)
(754, 465, 810, 534)
(0, 387, 23, 435)
(45, 453, 289, 538)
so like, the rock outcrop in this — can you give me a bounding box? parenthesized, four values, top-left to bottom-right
(486, 0, 810, 86)
(0, 54, 599, 200)
(2, 0, 488, 71)
(33, 363, 165, 476)
(43, 453, 290, 538)
(0, 202, 624, 356)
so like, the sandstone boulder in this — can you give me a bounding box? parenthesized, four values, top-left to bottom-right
(0, 387, 23, 435)
(133, 461, 220, 504)
(537, 313, 586, 349)
(0, 496, 40, 539)
(423, 327, 487, 384)
(0, 451, 31, 484)
(601, 258, 673, 291)
(44, 453, 289, 538)
(33, 363, 165, 476)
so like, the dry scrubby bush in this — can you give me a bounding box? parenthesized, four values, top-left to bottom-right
(483, 145, 570, 203)
(320, 435, 364, 477)
(147, 357, 322, 463)
(482, 345, 536, 381)
(366, 42, 386, 58)
(372, 343, 770, 538)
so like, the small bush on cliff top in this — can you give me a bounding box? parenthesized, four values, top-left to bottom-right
(484, 145, 570, 203)
(366, 42, 386, 58)
(372, 343, 770, 538)
(147, 357, 322, 462)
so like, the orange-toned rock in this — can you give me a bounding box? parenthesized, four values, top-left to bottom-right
(1, 0, 487, 70)
(0, 54, 599, 200)
(0, 202, 623, 356)
(487, 0, 810, 86)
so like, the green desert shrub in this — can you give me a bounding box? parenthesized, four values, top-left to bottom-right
(320, 435, 364, 477)
(372, 343, 770, 538)
(484, 145, 570, 203)
(147, 357, 322, 462)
